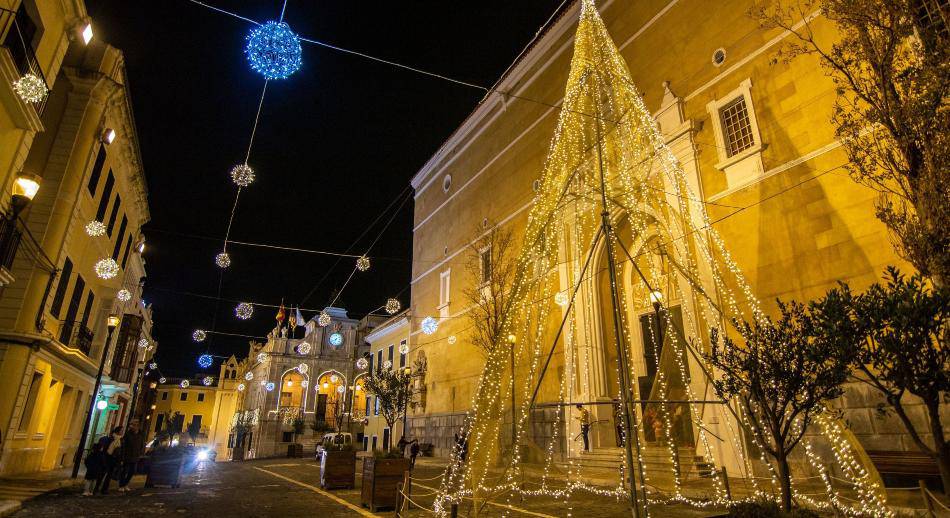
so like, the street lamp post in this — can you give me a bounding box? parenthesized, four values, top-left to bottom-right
(402, 367, 411, 442)
(71, 314, 120, 478)
(10, 172, 40, 220)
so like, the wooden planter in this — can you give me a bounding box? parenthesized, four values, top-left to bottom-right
(320, 449, 356, 489)
(360, 457, 410, 511)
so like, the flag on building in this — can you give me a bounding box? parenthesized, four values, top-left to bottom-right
(276, 304, 286, 324)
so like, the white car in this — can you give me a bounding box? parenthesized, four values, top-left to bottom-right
(315, 432, 353, 456)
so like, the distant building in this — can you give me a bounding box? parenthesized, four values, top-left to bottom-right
(362, 310, 410, 453)
(233, 307, 381, 459)
(0, 1, 154, 475)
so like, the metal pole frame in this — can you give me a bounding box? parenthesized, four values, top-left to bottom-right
(70, 324, 118, 478)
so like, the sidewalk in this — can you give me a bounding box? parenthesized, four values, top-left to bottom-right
(0, 467, 80, 516)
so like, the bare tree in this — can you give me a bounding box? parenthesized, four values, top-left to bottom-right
(363, 367, 414, 444)
(753, 0, 949, 286)
(462, 223, 518, 356)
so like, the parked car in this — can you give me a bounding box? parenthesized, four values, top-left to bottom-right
(315, 432, 353, 456)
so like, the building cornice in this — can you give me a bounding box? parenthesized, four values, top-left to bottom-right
(364, 312, 410, 344)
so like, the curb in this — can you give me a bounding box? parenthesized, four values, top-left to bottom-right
(0, 500, 21, 517)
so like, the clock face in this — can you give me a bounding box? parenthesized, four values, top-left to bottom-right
(328, 332, 343, 347)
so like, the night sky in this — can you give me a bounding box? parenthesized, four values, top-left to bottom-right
(85, 1, 562, 376)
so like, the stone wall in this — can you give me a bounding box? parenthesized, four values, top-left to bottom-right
(408, 412, 465, 458)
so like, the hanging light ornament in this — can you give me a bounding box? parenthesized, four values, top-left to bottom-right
(244, 372, 254, 381)
(85, 220, 107, 237)
(137, 337, 149, 348)
(237, 383, 245, 392)
(300, 380, 308, 388)
(297, 363, 308, 374)
(317, 311, 331, 327)
(336, 385, 345, 394)
(447, 335, 457, 345)
(421, 316, 438, 335)
(215, 252, 231, 268)
(245, 20, 302, 80)
(399, 342, 410, 355)
(329, 374, 339, 383)
(296, 341, 311, 355)
(117, 288, 132, 302)
(383, 360, 392, 369)
(149, 362, 158, 370)
(180, 380, 190, 388)
(355, 255, 370, 272)
(356, 357, 368, 370)
(198, 354, 213, 368)
(235, 302, 253, 320)
(554, 292, 570, 306)
(385, 298, 401, 315)
(13, 73, 47, 103)
(260, 380, 267, 386)
(256, 352, 268, 363)
(202, 376, 214, 386)
(230, 164, 255, 187)
(264, 382, 275, 392)
(159, 376, 167, 384)
(95, 258, 120, 279)
(193, 329, 207, 342)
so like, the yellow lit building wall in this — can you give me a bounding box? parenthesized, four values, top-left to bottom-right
(362, 311, 410, 452)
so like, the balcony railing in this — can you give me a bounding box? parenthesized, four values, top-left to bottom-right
(61, 321, 94, 357)
(0, 7, 48, 117)
(0, 216, 22, 271)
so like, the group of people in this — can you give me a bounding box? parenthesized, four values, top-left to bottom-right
(82, 419, 146, 496)
(396, 437, 422, 470)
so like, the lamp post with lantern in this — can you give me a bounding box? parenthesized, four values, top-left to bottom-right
(71, 313, 121, 478)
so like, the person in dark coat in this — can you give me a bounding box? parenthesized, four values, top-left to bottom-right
(82, 443, 105, 496)
(117, 420, 145, 492)
(96, 426, 123, 494)
(409, 439, 420, 470)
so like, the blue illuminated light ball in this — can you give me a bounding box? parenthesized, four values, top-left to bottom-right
(198, 354, 213, 369)
(245, 21, 302, 80)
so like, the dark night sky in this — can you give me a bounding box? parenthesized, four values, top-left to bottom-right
(84, 1, 562, 376)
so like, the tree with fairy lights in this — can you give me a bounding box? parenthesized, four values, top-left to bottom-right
(754, 1, 950, 288)
(707, 301, 850, 512)
(363, 367, 414, 446)
(814, 267, 950, 494)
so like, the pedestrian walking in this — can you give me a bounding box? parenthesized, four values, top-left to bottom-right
(117, 419, 145, 492)
(575, 404, 591, 451)
(96, 426, 123, 494)
(82, 443, 105, 496)
(409, 439, 420, 470)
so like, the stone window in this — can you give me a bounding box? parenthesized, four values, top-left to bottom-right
(706, 79, 764, 190)
(720, 97, 754, 157)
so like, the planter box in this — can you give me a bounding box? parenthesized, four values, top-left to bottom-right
(360, 457, 410, 511)
(320, 449, 356, 489)
(287, 443, 304, 458)
(145, 450, 184, 488)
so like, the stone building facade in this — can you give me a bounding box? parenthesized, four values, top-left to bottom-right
(406, 0, 930, 473)
(0, 1, 153, 475)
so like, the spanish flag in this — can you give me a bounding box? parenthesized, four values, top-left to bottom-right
(275, 304, 286, 324)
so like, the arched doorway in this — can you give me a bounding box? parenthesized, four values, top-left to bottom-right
(314, 371, 346, 428)
(279, 370, 306, 410)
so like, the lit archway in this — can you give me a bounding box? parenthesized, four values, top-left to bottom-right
(314, 370, 346, 425)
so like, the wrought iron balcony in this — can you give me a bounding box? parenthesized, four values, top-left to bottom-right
(0, 7, 49, 117)
(61, 321, 94, 357)
(0, 216, 22, 272)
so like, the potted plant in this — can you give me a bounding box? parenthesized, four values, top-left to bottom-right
(320, 441, 356, 489)
(361, 448, 410, 511)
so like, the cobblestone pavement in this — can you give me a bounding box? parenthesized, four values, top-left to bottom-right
(14, 457, 729, 517)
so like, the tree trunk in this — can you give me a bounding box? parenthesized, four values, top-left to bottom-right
(776, 454, 793, 512)
(926, 400, 950, 495)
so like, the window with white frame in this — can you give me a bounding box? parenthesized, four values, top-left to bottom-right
(478, 246, 491, 285)
(706, 78, 764, 190)
(439, 269, 451, 316)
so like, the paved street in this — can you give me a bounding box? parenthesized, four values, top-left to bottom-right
(13, 458, 729, 517)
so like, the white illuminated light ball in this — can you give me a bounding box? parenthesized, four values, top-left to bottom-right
(85, 220, 107, 237)
(237, 383, 245, 392)
(257, 352, 268, 363)
(383, 360, 392, 369)
(554, 292, 569, 306)
(180, 380, 190, 388)
(149, 362, 158, 370)
(13, 73, 47, 103)
(297, 363, 308, 374)
(137, 338, 149, 348)
(193, 330, 207, 342)
(265, 382, 275, 391)
(202, 376, 213, 386)
(447, 335, 457, 345)
(117, 289, 132, 302)
(230, 164, 255, 187)
(95, 258, 120, 279)
(245, 372, 254, 381)
(336, 385, 345, 394)
(296, 342, 311, 355)
(421, 316, 438, 335)
(235, 302, 253, 320)
(300, 380, 308, 388)
(399, 343, 410, 355)
(385, 298, 401, 315)
(215, 252, 231, 268)
(355, 256, 370, 272)
(329, 374, 339, 383)
(356, 357, 368, 370)
(159, 376, 167, 383)
(317, 312, 331, 327)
